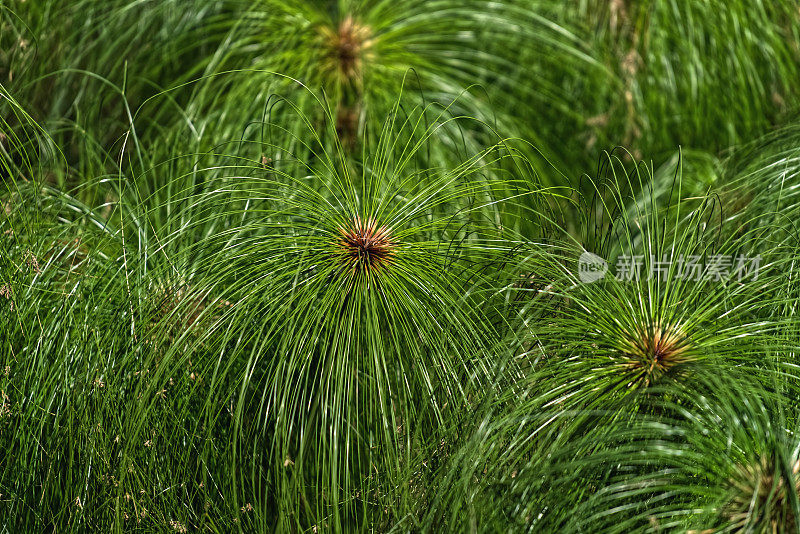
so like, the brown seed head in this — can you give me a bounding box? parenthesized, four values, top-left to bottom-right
(622, 322, 690, 387)
(722, 455, 800, 531)
(320, 16, 373, 82)
(337, 216, 396, 278)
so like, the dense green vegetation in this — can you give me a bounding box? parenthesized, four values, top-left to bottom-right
(2, 1, 800, 532)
